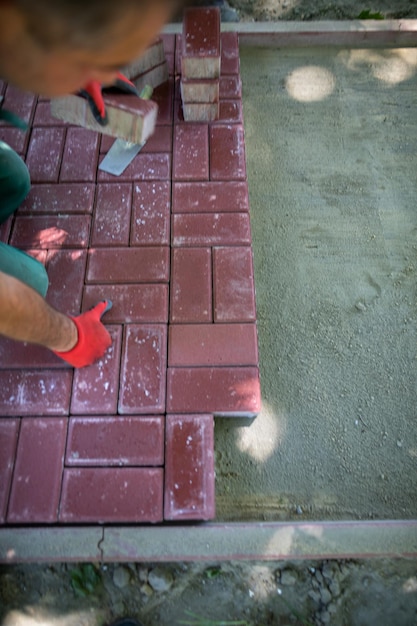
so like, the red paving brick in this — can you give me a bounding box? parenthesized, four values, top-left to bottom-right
(213, 246, 257, 322)
(25, 127, 65, 182)
(10, 215, 91, 249)
(0, 26, 260, 527)
(60, 127, 100, 183)
(19, 183, 96, 215)
(172, 213, 251, 247)
(0, 370, 73, 416)
(164, 414, 215, 520)
(168, 323, 258, 367)
(66, 416, 164, 466)
(86, 246, 169, 283)
(210, 125, 246, 180)
(60, 467, 164, 523)
(131, 181, 170, 245)
(0, 420, 19, 523)
(173, 181, 249, 213)
(82, 284, 168, 323)
(167, 367, 261, 417)
(0, 126, 29, 154)
(173, 124, 209, 180)
(118, 324, 167, 414)
(181, 8, 221, 79)
(91, 183, 132, 246)
(97, 152, 171, 183)
(1, 85, 36, 125)
(7, 418, 67, 523)
(45, 249, 87, 314)
(0, 338, 67, 370)
(70, 326, 122, 415)
(170, 247, 212, 323)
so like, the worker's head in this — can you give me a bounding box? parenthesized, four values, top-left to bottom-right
(0, 0, 180, 96)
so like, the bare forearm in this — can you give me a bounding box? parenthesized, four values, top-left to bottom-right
(0, 270, 77, 352)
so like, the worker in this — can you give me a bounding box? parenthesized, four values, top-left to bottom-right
(0, 0, 177, 367)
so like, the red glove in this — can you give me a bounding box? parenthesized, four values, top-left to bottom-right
(79, 72, 139, 126)
(54, 300, 112, 368)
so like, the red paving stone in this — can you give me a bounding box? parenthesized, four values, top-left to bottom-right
(66, 416, 164, 467)
(164, 414, 215, 520)
(19, 183, 96, 215)
(7, 418, 67, 523)
(0, 30, 260, 527)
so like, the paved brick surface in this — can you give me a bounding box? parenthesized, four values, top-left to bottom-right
(0, 30, 260, 527)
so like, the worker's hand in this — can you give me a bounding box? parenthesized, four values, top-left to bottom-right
(79, 72, 139, 125)
(54, 300, 113, 368)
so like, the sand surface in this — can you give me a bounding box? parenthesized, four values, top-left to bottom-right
(215, 45, 417, 521)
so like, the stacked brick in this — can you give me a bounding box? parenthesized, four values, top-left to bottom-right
(180, 8, 221, 122)
(50, 38, 169, 144)
(0, 26, 259, 528)
(124, 37, 169, 94)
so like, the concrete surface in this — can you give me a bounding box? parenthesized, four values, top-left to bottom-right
(215, 44, 417, 522)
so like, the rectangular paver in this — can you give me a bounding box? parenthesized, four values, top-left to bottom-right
(213, 246, 256, 322)
(10, 215, 90, 249)
(86, 247, 170, 283)
(0, 370, 73, 416)
(210, 125, 246, 181)
(167, 367, 261, 417)
(0, 420, 20, 523)
(82, 284, 168, 323)
(168, 323, 258, 367)
(173, 181, 249, 213)
(60, 467, 164, 523)
(118, 324, 167, 414)
(70, 326, 122, 415)
(173, 124, 209, 180)
(170, 247, 212, 323)
(25, 127, 65, 182)
(60, 127, 100, 182)
(66, 415, 164, 466)
(7, 418, 67, 523)
(164, 414, 215, 520)
(91, 183, 132, 247)
(131, 181, 170, 246)
(19, 183, 96, 215)
(172, 213, 251, 247)
(45, 249, 87, 314)
(181, 8, 221, 79)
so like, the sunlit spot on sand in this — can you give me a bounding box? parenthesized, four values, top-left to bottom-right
(338, 48, 417, 85)
(236, 400, 285, 462)
(285, 65, 336, 102)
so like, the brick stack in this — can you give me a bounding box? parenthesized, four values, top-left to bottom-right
(180, 7, 221, 122)
(124, 37, 169, 94)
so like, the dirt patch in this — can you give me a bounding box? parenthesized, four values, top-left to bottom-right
(231, 0, 417, 21)
(1, 558, 417, 626)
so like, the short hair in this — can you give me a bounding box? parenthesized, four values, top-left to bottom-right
(15, 0, 180, 48)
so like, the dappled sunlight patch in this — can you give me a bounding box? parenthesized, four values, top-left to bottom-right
(285, 65, 336, 102)
(33, 227, 68, 248)
(265, 524, 296, 556)
(338, 48, 417, 85)
(403, 577, 417, 593)
(236, 399, 285, 462)
(2, 607, 100, 626)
